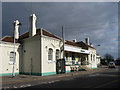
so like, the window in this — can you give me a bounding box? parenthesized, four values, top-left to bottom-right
(72, 52, 75, 60)
(48, 48, 53, 61)
(56, 49, 59, 60)
(66, 53, 68, 60)
(91, 54, 92, 61)
(93, 55, 95, 61)
(9, 52, 16, 64)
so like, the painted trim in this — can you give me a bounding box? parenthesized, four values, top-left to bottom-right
(21, 72, 56, 76)
(66, 70, 71, 73)
(90, 67, 97, 69)
(20, 72, 41, 76)
(41, 72, 56, 76)
(0, 72, 19, 76)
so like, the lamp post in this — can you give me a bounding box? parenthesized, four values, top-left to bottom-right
(12, 20, 21, 78)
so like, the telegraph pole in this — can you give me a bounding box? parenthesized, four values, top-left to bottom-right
(62, 26, 65, 59)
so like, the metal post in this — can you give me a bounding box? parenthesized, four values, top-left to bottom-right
(12, 36, 16, 77)
(12, 20, 21, 78)
(62, 26, 64, 59)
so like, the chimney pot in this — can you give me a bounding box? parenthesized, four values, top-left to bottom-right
(73, 39, 77, 42)
(85, 37, 89, 45)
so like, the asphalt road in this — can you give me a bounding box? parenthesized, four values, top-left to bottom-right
(25, 66, 120, 88)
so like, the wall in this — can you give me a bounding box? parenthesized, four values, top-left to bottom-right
(22, 35, 41, 75)
(88, 47, 97, 69)
(41, 35, 62, 76)
(0, 42, 20, 76)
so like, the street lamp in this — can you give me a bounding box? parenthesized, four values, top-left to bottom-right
(12, 20, 21, 78)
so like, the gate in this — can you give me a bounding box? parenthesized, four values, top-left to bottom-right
(56, 59, 66, 74)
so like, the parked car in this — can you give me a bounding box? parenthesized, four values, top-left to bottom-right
(108, 61, 116, 68)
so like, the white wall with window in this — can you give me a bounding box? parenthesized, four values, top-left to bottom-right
(56, 49, 60, 60)
(0, 41, 20, 76)
(48, 48, 53, 61)
(41, 36, 62, 76)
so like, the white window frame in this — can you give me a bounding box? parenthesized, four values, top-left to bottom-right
(9, 51, 16, 65)
(56, 49, 60, 60)
(48, 48, 53, 61)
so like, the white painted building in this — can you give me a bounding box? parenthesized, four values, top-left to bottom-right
(0, 36, 20, 76)
(1, 14, 98, 76)
(96, 54, 101, 67)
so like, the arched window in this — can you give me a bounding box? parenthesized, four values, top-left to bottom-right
(56, 49, 59, 60)
(91, 54, 92, 61)
(9, 51, 16, 64)
(48, 48, 53, 61)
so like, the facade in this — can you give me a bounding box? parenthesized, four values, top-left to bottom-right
(19, 28, 62, 76)
(1, 14, 98, 76)
(64, 39, 97, 71)
(96, 54, 101, 67)
(0, 36, 20, 76)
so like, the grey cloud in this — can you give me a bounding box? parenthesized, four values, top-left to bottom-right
(2, 2, 118, 59)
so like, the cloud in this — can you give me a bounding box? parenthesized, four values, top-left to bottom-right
(2, 2, 118, 59)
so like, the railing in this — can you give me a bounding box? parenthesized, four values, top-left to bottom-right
(65, 60, 89, 66)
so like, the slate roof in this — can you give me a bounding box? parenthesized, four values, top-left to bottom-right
(1, 28, 95, 49)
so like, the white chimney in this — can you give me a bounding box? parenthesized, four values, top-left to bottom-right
(85, 37, 89, 45)
(90, 43, 93, 47)
(29, 14, 37, 37)
(73, 39, 77, 42)
(14, 20, 20, 39)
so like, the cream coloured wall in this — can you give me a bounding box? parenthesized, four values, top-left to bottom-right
(22, 35, 41, 75)
(88, 47, 97, 69)
(0, 41, 20, 76)
(41, 35, 62, 75)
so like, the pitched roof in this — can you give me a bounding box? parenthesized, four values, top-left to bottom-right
(1, 36, 14, 43)
(65, 40, 81, 47)
(76, 41, 96, 49)
(19, 28, 61, 40)
(1, 28, 95, 50)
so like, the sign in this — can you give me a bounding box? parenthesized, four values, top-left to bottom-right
(76, 58, 78, 62)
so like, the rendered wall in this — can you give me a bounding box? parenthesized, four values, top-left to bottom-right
(88, 47, 97, 69)
(22, 36, 41, 75)
(0, 42, 20, 76)
(41, 36, 61, 76)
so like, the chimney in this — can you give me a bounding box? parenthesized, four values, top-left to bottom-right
(73, 39, 77, 43)
(29, 14, 37, 37)
(85, 37, 89, 45)
(90, 43, 93, 47)
(14, 20, 21, 39)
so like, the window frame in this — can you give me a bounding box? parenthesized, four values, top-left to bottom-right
(9, 51, 16, 64)
(48, 48, 53, 61)
(56, 49, 60, 60)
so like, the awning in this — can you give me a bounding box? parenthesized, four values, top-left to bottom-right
(64, 46, 90, 54)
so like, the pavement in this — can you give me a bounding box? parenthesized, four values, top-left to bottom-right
(1, 65, 109, 89)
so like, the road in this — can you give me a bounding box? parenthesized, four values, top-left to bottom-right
(25, 66, 120, 88)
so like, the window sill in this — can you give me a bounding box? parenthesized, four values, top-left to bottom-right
(48, 61, 56, 63)
(9, 62, 16, 65)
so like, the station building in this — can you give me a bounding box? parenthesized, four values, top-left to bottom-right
(0, 14, 98, 76)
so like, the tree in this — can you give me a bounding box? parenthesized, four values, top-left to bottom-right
(104, 53, 114, 63)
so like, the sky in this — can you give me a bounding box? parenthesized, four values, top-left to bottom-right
(2, 2, 118, 59)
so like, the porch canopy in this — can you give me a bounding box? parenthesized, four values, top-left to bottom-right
(64, 46, 90, 54)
